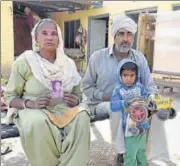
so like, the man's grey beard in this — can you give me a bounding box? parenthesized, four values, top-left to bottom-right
(114, 37, 134, 53)
(114, 44, 131, 53)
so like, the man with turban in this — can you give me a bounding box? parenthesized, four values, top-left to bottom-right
(82, 14, 158, 166)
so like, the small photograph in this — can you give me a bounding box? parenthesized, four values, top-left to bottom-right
(51, 80, 64, 98)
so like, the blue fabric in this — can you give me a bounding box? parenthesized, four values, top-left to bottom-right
(110, 59, 150, 135)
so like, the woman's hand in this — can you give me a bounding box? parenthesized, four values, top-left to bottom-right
(63, 93, 79, 107)
(26, 94, 51, 109)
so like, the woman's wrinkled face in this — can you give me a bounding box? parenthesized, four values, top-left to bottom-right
(36, 22, 59, 51)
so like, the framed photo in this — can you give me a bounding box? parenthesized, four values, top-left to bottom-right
(51, 80, 64, 98)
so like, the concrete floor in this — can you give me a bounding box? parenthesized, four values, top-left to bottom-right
(1, 88, 180, 166)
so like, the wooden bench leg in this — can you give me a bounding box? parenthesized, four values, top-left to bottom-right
(159, 86, 164, 94)
(170, 87, 173, 92)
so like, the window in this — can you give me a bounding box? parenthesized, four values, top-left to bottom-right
(173, 4, 180, 11)
(64, 20, 80, 48)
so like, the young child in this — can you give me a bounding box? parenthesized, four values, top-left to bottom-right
(110, 59, 150, 166)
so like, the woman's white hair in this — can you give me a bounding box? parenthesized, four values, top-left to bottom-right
(31, 19, 64, 53)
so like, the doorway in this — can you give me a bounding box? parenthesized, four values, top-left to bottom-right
(88, 14, 109, 62)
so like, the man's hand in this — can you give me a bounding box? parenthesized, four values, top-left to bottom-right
(148, 94, 156, 101)
(63, 93, 79, 107)
(102, 93, 112, 101)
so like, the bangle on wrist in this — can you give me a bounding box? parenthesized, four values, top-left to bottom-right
(73, 95, 80, 105)
(22, 99, 30, 109)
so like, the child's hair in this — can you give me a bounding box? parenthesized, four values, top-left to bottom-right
(120, 62, 138, 75)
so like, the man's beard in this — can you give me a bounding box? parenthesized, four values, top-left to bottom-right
(114, 37, 134, 53)
(114, 44, 130, 53)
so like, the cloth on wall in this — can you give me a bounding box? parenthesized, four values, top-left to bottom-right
(75, 25, 87, 54)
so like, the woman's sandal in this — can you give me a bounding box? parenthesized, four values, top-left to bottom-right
(1, 146, 12, 155)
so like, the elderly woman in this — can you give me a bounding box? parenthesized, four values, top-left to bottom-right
(3, 19, 90, 166)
